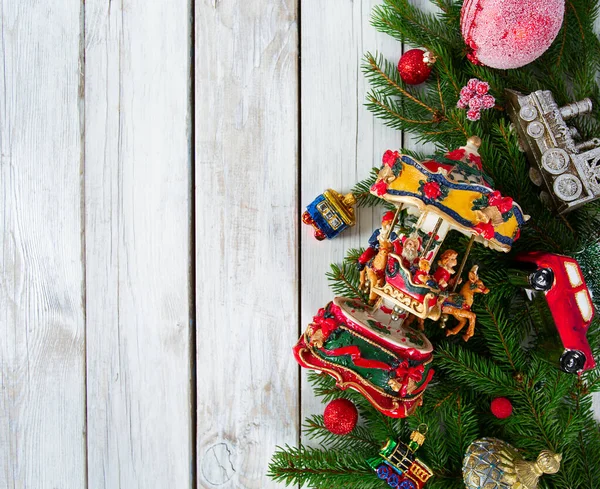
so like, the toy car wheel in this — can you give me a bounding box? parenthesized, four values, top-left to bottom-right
(314, 229, 326, 241)
(399, 481, 417, 489)
(387, 472, 400, 488)
(376, 465, 391, 480)
(528, 267, 554, 292)
(560, 350, 586, 374)
(301, 211, 314, 225)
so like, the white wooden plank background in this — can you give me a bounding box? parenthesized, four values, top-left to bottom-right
(0, 1, 598, 488)
(0, 2, 86, 488)
(195, 2, 299, 489)
(84, 1, 192, 488)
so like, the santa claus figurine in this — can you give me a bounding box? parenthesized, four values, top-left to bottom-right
(400, 235, 422, 269)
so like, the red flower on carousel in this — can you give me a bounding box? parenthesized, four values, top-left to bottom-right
(469, 153, 483, 170)
(474, 220, 495, 239)
(423, 181, 442, 200)
(382, 150, 400, 167)
(372, 179, 389, 196)
(488, 190, 513, 214)
(392, 361, 425, 397)
(446, 148, 466, 161)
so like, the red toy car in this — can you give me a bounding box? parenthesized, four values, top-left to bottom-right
(515, 252, 595, 374)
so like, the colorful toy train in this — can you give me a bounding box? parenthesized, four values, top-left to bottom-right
(368, 436, 433, 489)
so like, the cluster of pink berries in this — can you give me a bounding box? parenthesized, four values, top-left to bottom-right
(457, 78, 495, 121)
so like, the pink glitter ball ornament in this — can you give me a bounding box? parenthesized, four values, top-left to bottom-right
(461, 0, 565, 69)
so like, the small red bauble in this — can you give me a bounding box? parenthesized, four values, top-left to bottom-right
(397, 49, 433, 85)
(323, 398, 358, 435)
(491, 397, 513, 419)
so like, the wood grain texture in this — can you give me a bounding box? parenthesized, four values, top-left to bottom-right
(299, 0, 401, 424)
(0, 2, 86, 488)
(84, 1, 192, 487)
(195, 1, 299, 488)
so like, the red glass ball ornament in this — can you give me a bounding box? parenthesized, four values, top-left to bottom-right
(491, 397, 513, 419)
(461, 0, 564, 69)
(323, 398, 358, 435)
(397, 49, 432, 85)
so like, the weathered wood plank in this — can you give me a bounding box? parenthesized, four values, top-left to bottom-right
(299, 0, 401, 423)
(0, 2, 86, 488)
(84, 1, 192, 487)
(195, 1, 299, 488)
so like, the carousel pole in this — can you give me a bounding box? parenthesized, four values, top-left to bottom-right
(421, 217, 444, 259)
(451, 235, 476, 293)
(381, 204, 404, 321)
(382, 204, 403, 241)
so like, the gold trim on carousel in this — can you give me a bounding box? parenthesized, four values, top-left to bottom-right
(301, 326, 429, 403)
(374, 284, 436, 319)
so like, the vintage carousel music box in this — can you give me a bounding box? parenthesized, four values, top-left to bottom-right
(293, 137, 528, 417)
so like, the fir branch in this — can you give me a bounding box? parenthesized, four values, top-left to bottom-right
(302, 415, 380, 453)
(476, 299, 529, 372)
(307, 372, 383, 415)
(431, 54, 461, 95)
(351, 168, 379, 208)
(436, 344, 517, 396)
(363, 53, 440, 115)
(268, 444, 385, 489)
(366, 93, 438, 125)
(443, 393, 479, 470)
(567, 0, 586, 43)
(371, 0, 459, 48)
(326, 261, 365, 301)
(344, 248, 365, 265)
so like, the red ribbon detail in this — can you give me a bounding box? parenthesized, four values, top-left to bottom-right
(313, 309, 339, 341)
(393, 361, 425, 397)
(322, 345, 392, 371)
(321, 345, 427, 398)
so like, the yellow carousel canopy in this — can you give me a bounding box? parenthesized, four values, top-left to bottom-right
(371, 138, 528, 253)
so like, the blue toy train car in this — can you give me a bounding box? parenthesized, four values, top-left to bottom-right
(302, 189, 356, 240)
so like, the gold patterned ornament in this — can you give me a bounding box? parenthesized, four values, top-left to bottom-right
(462, 438, 561, 489)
